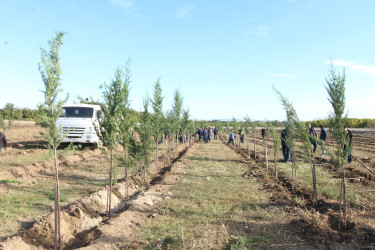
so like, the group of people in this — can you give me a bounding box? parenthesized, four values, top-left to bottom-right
(226, 127, 247, 147)
(196, 127, 218, 143)
(224, 124, 353, 164)
(282, 124, 353, 163)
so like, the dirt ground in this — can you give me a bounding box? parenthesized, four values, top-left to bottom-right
(1, 124, 375, 249)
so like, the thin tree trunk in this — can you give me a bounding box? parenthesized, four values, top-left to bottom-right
(54, 184, 59, 250)
(265, 145, 268, 170)
(312, 159, 318, 207)
(155, 141, 158, 175)
(54, 147, 61, 250)
(172, 138, 175, 159)
(293, 153, 297, 182)
(107, 150, 113, 217)
(338, 168, 343, 230)
(168, 137, 171, 166)
(274, 152, 278, 179)
(124, 147, 129, 199)
(254, 139, 256, 160)
(247, 141, 250, 158)
(125, 167, 128, 199)
(343, 167, 347, 228)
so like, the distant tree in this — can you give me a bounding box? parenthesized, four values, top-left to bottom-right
(171, 90, 183, 157)
(325, 63, 350, 229)
(150, 79, 164, 175)
(181, 108, 190, 146)
(164, 110, 174, 166)
(134, 99, 154, 185)
(231, 117, 239, 134)
(36, 32, 67, 250)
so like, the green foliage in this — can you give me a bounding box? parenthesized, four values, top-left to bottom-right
(231, 117, 239, 132)
(273, 86, 297, 154)
(180, 109, 190, 137)
(267, 123, 280, 156)
(307, 118, 375, 128)
(0, 179, 21, 184)
(150, 79, 165, 143)
(133, 99, 155, 166)
(117, 61, 133, 154)
(40, 190, 67, 202)
(244, 115, 257, 138)
(0, 104, 38, 122)
(97, 68, 125, 150)
(36, 31, 68, 151)
(230, 236, 265, 250)
(274, 89, 316, 161)
(172, 90, 183, 137)
(325, 63, 350, 169)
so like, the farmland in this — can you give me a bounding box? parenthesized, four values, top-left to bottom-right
(0, 122, 375, 249)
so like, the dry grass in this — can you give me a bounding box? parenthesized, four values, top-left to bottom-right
(139, 140, 304, 249)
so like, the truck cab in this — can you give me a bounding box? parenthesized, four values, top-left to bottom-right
(56, 104, 103, 148)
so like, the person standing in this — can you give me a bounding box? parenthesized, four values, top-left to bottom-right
(240, 128, 245, 143)
(0, 130, 8, 164)
(319, 125, 327, 155)
(261, 127, 266, 141)
(197, 128, 202, 141)
(281, 128, 290, 162)
(213, 126, 218, 140)
(204, 127, 209, 143)
(344, 126, 353, 163)
(308, 123, 318, 153)
(208, 127, 212, 142)
(227, 130, 236, 147)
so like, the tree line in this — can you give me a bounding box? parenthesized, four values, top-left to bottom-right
(1, 103, 375, 129)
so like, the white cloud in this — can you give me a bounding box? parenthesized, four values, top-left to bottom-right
(109, 0, 133, 9)
(175, 4, 195, 19)
(247, 26, 270, 36)
(325, 59, 375, 77)
(273, 73, 294, 79)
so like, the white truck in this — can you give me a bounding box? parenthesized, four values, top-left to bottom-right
(56, 104, 103, 148)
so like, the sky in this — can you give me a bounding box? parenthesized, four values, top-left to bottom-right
(1, 0, 375, 121)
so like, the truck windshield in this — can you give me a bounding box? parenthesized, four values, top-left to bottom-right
(60, 107, 94, 118)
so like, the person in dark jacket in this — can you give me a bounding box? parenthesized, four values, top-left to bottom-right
(261, 127, 266, 140)
(281, 128, 290, 162)
(197, 128, 202, 141)
(344, 126, 353, 163)
(0, 131, 8, 164)
(319, 125, 327, 155)
(204, 127, 209, 143)
(308, 123, 318, 153)
(213, 127, 218, 140)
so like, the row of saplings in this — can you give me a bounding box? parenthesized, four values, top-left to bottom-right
(36, 32, 200, 249)
(223, 83, 375, 233)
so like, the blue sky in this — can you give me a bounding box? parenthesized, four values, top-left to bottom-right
(1, 0, 375, 121)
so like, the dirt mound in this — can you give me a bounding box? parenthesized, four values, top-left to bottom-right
(0, 178, 139, 249)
